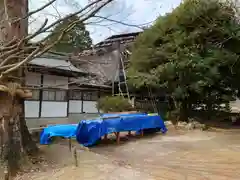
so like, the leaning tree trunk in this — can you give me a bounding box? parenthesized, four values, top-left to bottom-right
(19, 99, 38, 155)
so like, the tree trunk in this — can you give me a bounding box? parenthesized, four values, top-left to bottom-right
(179, 99, 189, 122)
(0, 91, 23, 178)
(206, 100, 213, 121)
(19, 99, 38, 155)
(0, 0, 38, 178)
(0, 0, 38, 154)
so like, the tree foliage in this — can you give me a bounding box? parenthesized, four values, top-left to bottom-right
(97, 96, 134, 113)
(128, 0, 240, 120)
(47, 15, 92, 53)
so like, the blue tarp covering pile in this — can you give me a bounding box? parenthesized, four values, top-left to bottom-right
(40, 124, 78, 144)
(76, 113, 167, 147)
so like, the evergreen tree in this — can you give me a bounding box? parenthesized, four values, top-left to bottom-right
(47, 15, 92, 53)
(128, 0, 240, 120)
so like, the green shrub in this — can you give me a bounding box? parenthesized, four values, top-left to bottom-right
(96, 96, 134, 113)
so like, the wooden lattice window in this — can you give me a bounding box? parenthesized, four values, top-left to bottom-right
(42, 89, 67, 101)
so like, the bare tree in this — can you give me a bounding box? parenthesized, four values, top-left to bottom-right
(0, 0, 113, 179)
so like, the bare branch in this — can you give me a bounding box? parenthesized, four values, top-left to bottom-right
(34, 0, 113, 45)
(38, 0, 113, 35)
(0, 0, 115, 82)
(93, 15, 151, 30)
(2, 15, 83, 75)
(0, 38, 19, 52)
(13, 0, 57, 23)
(50, 1, 62, 19)
(24, 18, 48, 41)
(0, 47, 41, 79)
(0, 46, 36, 67)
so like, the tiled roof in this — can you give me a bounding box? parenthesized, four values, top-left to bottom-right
(29, 57, 86, 74)
(69, 77, 110, 88)
(94, 31, 141, 48)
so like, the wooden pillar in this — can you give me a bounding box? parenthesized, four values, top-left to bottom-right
(38, 74, 44, 118)
(97, 89, 100, 113)
(81, 91, 83, 113)
(66, 78, 70, 117)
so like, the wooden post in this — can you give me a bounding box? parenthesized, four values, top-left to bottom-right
(68, 138, 72, 152)
(104, 134, 107, 141)
(4, 168, 9, 180)
(73, 147, 78, 167)
(128, 131, 131, 136)
(39, 74, 44, 118)
(141, 129, 144, 137)
(115, 132, 120, 144)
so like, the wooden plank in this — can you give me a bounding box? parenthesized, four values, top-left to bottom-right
(115, 132, 120, 144)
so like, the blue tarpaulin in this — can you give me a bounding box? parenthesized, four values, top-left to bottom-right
(76, 114, 167, 147)
(40, 124, 78, 144)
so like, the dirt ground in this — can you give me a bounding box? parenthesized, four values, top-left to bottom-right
(11, 127, 240, 180)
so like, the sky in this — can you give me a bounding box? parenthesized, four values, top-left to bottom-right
(29, 0, 182, 44)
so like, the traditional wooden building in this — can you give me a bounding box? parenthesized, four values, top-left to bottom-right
(25, 53, 111, 128)
(93, 31, 168, 115)
(25, 31, 167, 128)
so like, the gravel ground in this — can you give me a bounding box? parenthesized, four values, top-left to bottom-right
(8, 127, 240, 180)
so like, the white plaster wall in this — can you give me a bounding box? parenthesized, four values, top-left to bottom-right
(69, 100, 82, 113)
(41, 102, 68, 117)
(230, 99, 240, 113)
(83, 101, 98, 113)
(24, 101, 40, 118)
(25, 72, 41, 86)
(43, 74, 68, 89)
